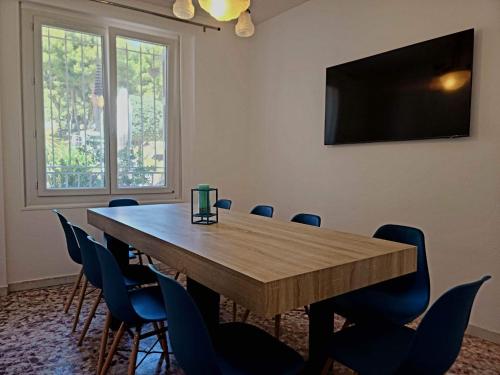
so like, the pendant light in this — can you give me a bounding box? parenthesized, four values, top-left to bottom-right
(173, 0, 195, 20)
(235, 10, 254, 37)
(198, 0, 250, 22)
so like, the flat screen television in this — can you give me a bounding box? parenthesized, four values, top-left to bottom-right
(324, 29, 474, 145)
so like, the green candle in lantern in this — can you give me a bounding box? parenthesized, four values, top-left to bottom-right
(198, 184, 210, 215)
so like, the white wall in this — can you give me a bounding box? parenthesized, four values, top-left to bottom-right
(247, 0, 500, 334)
(0, 0, 252, 285)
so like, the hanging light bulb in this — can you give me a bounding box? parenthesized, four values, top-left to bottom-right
(235, 10, 255, 37)
(199, 0, 250, 22)
(173, 0, 195, 20)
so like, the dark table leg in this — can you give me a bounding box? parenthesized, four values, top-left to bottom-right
(308, 298, 334, 373)
(186, 277, 220, 335)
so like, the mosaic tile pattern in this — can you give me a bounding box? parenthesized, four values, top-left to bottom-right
(0, 269, 499, 374)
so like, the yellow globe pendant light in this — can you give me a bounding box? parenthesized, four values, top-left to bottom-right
(198, 0, 250, 22)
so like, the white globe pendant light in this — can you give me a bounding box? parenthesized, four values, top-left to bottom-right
(173, 0, 195, 20)
(235, 10, 254, 37)
(198, 0, 250, 22)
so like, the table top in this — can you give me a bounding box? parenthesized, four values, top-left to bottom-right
(88, 203, 416, 317)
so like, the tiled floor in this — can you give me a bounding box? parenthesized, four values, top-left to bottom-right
(1, 271, 499, 375)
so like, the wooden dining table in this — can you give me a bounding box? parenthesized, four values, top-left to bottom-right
(88, 203, 416, 372)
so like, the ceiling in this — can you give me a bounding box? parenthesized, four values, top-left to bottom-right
(137, 0, 309, 24)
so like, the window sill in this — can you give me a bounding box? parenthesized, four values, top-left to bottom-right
(22, 197, 185, 211)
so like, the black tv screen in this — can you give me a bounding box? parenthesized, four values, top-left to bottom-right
(324, 29, 474, 145)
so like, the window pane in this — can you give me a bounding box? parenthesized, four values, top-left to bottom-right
(41, 25, 106, 189)
(116, 36, 168, 188)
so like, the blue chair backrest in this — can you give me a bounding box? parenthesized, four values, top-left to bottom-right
(71, 225, 102, 289)
(53, 210, 81, 264)
(250, 205, 274, 218)
(291, 213, 321, 227)
(150, 266, 222, 375)
(397, 275, 491, 375)
(214, 199, 232, 210)
(105, 199, 139, 268)
(108, 198, 139, 207)
(374, 224, 430, 298)
(93, 236, 139, 324)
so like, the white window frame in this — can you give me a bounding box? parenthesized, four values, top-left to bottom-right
(33, 16, 110, 196)
(21, 6, 182, 206)
(108, 28, 179, 195)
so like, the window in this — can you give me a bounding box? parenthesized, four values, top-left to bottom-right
(41, 25, 106, 190)
(22, 9, 180, 204)
(114, 36, 168, 189)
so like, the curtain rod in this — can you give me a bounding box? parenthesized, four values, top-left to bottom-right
(88, 0, 221, 32)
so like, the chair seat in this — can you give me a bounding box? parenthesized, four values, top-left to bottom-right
(332, 277, 427, 325)
(123, 264, 157, 288)
(214, 322, 304, 375)
(129, 286, 168, 322)
(328, 323, 415, 375)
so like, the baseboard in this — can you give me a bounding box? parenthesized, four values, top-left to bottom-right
(467, 324, 500, 344)
(0, 285, 7, 296)
(7, 273, 78, 293)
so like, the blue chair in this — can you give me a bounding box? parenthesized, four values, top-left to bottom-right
(214, 199, 232, 210)
(323, 275, 491, 375)
(105, 198, 153, 265)
(53, 210, 86, 328)
(150, 266, 305, 375)
(93, 238, 169, 375)
(332, 224, 430, 327)
(250, 205, 274, 218)
(291, 213, 321, 227)
(71, 225, 156, 349)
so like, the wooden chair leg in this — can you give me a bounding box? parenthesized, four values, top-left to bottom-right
(78, 290, 103, 346)
(138, 252, 144, 265)
(242, 309, 250, 323)
(274, 314, 281, 339)
(158, 322, 170, 369)
(153, 322, 168, 354)
(64, 268, 83, 313)
(321, 358, 334, 375)
(146, 255, 154, 264)
(97, 311, 112, 375)
(232, 301, 237, 322)
(100, 322, 126, 375)
(72, 276, 88, 332)
(174, 272, 180, 280)
(128, 326, 141, 375)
